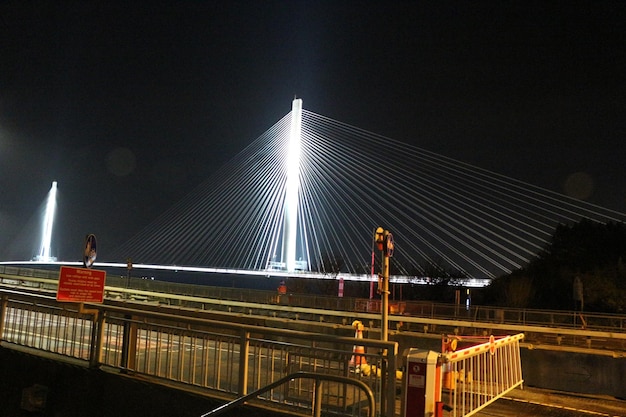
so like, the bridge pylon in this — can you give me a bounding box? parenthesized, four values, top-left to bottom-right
(34, 181, 58, 262)
(280, 98, 304, 272)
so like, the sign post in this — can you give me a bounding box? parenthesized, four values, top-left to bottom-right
(54, 235, 107, 368)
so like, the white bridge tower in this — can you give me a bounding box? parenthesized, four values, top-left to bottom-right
(35, 181, 58, 262)
(281, 98, 303, 272)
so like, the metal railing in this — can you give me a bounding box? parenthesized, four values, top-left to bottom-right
(2, 265, 625, 335)
(200, 371, 376, 417)
(0, 288, 398, 417)
(441, 333, 525, 417)
(2, 267, 626, 357)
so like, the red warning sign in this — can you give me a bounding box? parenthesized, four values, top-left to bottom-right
(56, 266, 106, 303)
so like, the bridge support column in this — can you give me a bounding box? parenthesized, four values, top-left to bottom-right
(281, 98, 303, 272)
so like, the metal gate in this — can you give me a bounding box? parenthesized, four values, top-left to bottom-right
(440, 333, 525, 417)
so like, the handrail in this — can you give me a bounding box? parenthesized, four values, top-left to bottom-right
(200, 371, 376, 417)
(0, 288, 397, 358)
(1, 288, 396, 416)
(3, 271, 626, 351)
(3, 268, 626, 333)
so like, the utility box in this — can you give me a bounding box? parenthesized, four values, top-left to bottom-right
(401, 349, 441, 417)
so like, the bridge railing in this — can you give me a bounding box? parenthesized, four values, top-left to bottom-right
(2, 266, 626, 336)
(132, 276, 626, 332)
(0, 288, 398, 417)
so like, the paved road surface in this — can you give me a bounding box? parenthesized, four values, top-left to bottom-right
(475, 387, 626, 417)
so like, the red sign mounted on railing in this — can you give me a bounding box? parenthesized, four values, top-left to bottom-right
(56, 266, 106, 303)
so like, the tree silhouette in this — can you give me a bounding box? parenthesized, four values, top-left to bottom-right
(486, 219, 626, 312)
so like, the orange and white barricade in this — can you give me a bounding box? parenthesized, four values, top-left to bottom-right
(350, 320, 367, 372)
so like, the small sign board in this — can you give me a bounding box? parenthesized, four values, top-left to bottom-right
(56, 266, 106, 303)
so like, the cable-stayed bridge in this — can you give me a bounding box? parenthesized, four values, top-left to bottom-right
(102, 99, 625, 282)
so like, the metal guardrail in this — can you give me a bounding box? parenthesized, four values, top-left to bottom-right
(2, 266, 626, 354)
(2, 267, 626, 361)
(5, 267, 623, 415)
(2, 265, 625, 335)
(200, 371, 376, 417)
(0, 288, 398, 417)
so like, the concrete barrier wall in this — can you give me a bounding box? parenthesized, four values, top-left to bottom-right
(521, 349, 626, 399)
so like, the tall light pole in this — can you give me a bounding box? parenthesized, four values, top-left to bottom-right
(374, 227, 394, 342)
(126, 258, 133, 290)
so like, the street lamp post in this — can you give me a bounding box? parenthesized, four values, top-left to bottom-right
(374, 227, 394, 417)
(374, 227, 394, 342)
(126, 258, 133, 292)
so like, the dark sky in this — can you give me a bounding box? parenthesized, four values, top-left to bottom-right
(1, 1, 625, 261)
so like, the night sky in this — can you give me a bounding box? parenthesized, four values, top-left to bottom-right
(1, 1, 625, 262)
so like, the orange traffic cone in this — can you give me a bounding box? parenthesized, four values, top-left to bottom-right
(350, 320, 367, 372)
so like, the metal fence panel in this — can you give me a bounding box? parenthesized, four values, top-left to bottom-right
(0, 290, 397, 417)
(442, 333, 524, 417)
